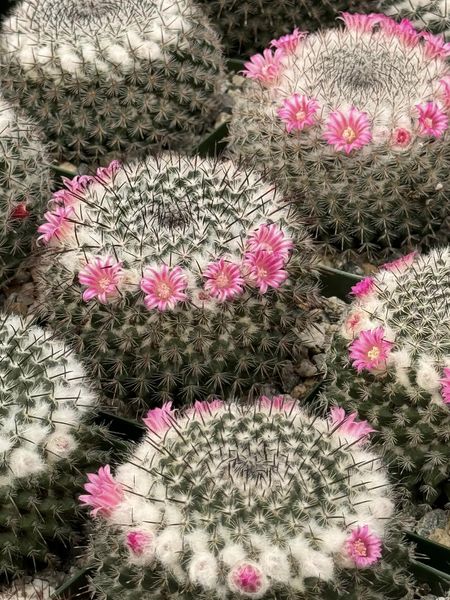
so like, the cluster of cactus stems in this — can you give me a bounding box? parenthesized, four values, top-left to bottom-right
(230, 13, 450, 260)
(0, 0, 225, 166)
(82, 397, 412, 600)
(34, 154, 320, 414)
(322, 248, 450, 505)
(383, 0, 450, 40)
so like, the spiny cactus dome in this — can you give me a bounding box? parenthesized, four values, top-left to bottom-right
(230, 14, 450, 260)
(83, 397, 412, 600)
(0, 0, 225, 166)
(323, 248, 450, 504)
(34, 154, 319, 415)
(382, 0, 450, 40)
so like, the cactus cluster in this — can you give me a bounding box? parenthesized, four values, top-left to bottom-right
(322, 248, 450, 505)
(382, 0, 450, 40)
(0, 313, 111, 578)
(83, 397, 412, 600)
(34, 154, 320, 414)
(230, 13, 450, 261)
(0, 0, 225, 166)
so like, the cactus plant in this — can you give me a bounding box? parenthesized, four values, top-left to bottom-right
(0, 577, 55, 600)
(0, 313, 113, 579)
(34, 154, 320, 415)
(381, 0, 450, 40)
(229, 13, 450, 261)
(0, 0, 225, 167)
(82, 397, 413, 600)
(322, 248, 450, 505)
(0, 96, 52, 281)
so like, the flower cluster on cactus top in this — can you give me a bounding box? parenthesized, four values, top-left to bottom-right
(80, 397, 393, 597)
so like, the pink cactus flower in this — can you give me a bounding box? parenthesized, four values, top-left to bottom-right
(329, 407, 375, 442)
(51, 175, 93, 206)
(381, 251, 417, 272)
(344, 312, 364, 337)
(37, 206, 75, 244)
(140, 265, 188, 311)
(143, 402, 175, 434)
(395, 18, 420, 46)
(416, 102, 448, 138)
(95, 160, 122, 182)
(10, 202, 29, 219)
(340, 12, 382, 33)
(271, 27, 306, 54)
(242, 48, 284, 85)
(350, 277, 374, 298)
(203, 259, 245, 302)
(229, 562, 266, 595)
(126, 531, 154, 556)
(277, 94, 320, 133)
(246, 223, 293, 260)
(439, 76, 450, 108)
(421, 31, 450, 59)
(345, 525, 383, 568)
(376, 14, 399, 35)
(440, 368, 450, 404)
(243, 250, 288, 293)
(79, 465, 124, 517)
(349, 327, 393, 373)
(390, 127, 413, 150)
(259, 395, 295, 411)
(78, 256, 123, 303)
(192, 399, 224, 415)
(323, 107, 372, 154)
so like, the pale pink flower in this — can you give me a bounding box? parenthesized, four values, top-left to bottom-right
(440, 368, 450, 404)
(51, 175, 93, 206)
(143, 402, 175, 434)
(192, 399, 224, 415)
(323, 108, 372, 154)
(78, 256, 123, 303)
(345, 525, 382, 568)
(228, 562, 266, 595)
(329, 407, 375, 442)
(344, 312, 365, 337)
(243, 250, 288, 293)
(203, 259, 245, 302)
(95, 160, 122, 183)
(416, 102, 448, 138)
(439, 76, 450, 108)
(340, 12, 381, 33)
(277, 94, 320, 133)
(381, 251, 417, 272)
(350, 277, 374, 298)
(421, 31, 450, 59)
(126, 531, 154, 556)
(79, 465, 124, 517)
(242, 48, 284, 85)
(390, 127, 413, 150)
(10, 203, 29, 219)
(271, 28, 306, 54)
(259, 395, 295, 411)
(37, 206, 74, 244)
(395, 18, 420, 46)
(140, 265, 188, 311)
(349, 327, 393, 373)
(246, 223, 293, 259)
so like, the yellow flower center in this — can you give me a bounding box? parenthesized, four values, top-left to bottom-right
(216, 272, 231, 289)
(353, 539, 367, 557)
(156, 282, 172, 300)
(256, 267, 267, 278)
(295, 109, 306, 121)
(342, 127, 357, 143)
(367, 346, 380, 361)
(98, 276, 112, 291)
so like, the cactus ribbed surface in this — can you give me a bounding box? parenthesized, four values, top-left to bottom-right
(382, 0, 450, 40)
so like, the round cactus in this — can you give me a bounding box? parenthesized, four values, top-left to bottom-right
(0, 0, 225, 166)
(323, 248, 450, 505)
(0, 97, 52, 281)
(0, 313, 112, 579)
(82, 397, 412, 600)
(34, 154, 320, 415)
(229, 14, 450, 261)
(382, 0, 450, 40)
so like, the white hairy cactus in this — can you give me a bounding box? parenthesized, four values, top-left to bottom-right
(382, 0, 450, 40)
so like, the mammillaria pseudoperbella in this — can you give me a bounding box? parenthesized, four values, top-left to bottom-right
(0, 313, 112, 578)
(382, 0, 450, 40)
(230, 13, 450, 260)
(0, 0, 225, 166)
(82, 397, 412, 600)
(34, 154, 320, 415)
(323, 248, 450, 505)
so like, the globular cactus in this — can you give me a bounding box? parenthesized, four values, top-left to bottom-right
(382, 0, 450, 40)
(322, 248, 450, 505)
(82, 397, 412, 600)
(0, 0, 225, 166)
(0, 313, 112, 579)
(34, 154, 320, 415)
(0, 97, 52, 281)
(229, 14, 450, 261)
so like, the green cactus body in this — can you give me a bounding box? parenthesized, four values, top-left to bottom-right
(229, 14, 450, 261)
(322, 249, 450, 504)
(0, 313, 112, 579)
(84, 398, 413, 600)
(382, 0, 450, 40)
(0, 0, 225, 166)
(34, 155, 320, 415)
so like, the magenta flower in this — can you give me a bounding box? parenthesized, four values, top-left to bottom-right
(192, 399, 224, 415)
(323, 108, 372, 154)
(416, 102, 448, 138)
(243, 250, 288, 293)
(140, 265, 188, 311)
(126, 531, 154, 556)
(271, 28, 306, 54)
(381, 251, 417, 272)
(340, 12, 381, 32)
(394, 18, 420, 46)
(51, 174, 93, 206)
(242, 48, 284, 85)
(203, 259, 245, 302)
(246, 223, 293, 260)
(329, 407, 375, 442)
(229, 562, 265, 595)
(440, 368, 450, 404)
(390, 127, 413, 150)
(421, 31, 450, 59)
(439, 76, 450, 108)
(37, 206, 74, 244)
(350, 277, 374, 298)
(259, 395, 295, 411)
(277, 94, 320, 133)
(143, 402, 175, 434)
(345, 525, 382, 568)
(10, 202, 29, 220)
(349, 327, 393, 373)
(78, 256, 123, 303)
(79, 465, 124, 517)
(95, 160, 122, 183)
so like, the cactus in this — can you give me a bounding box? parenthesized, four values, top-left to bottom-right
(0, 0, 225, 167)
(34, 154, 320, 415)
(82, 397, 413, 600)
(322, 248, 450, 505)
(0, 313, 113, 579)
(381, 0, 450, 40)
(229, 14, 450, 261)
(1, 577, 55, 600)
(0, 96, 52, 281)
